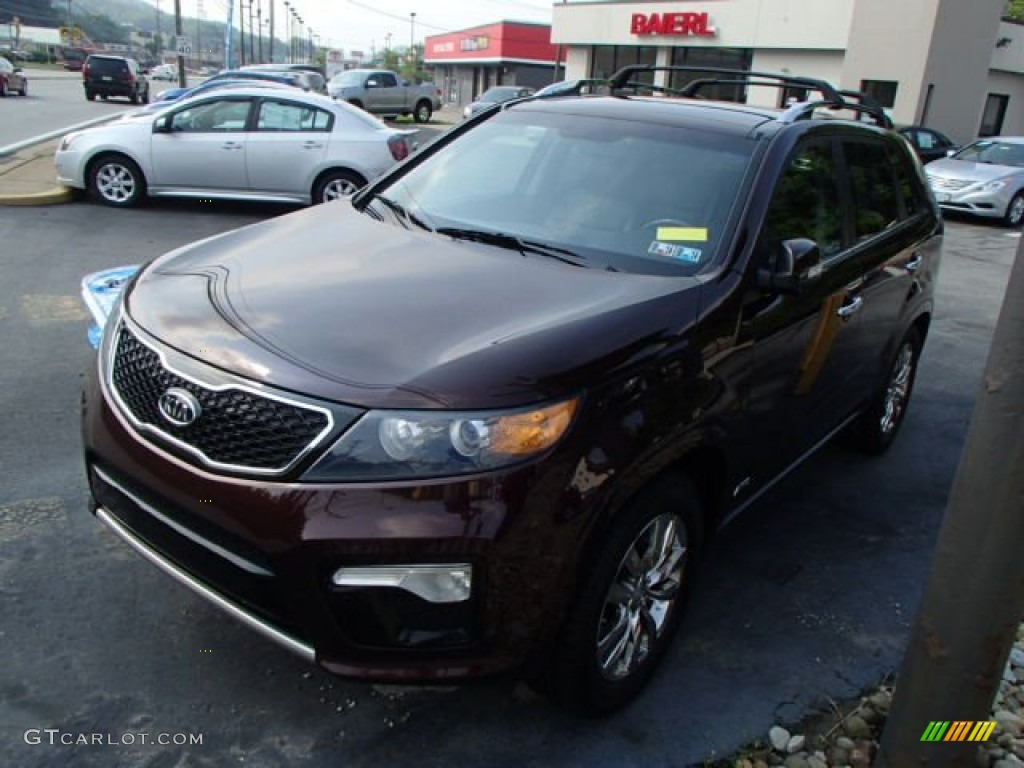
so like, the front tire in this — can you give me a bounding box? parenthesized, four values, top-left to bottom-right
(413, 100, 432, 123)
(313, 169, 366, 204)
(849, 327, 922, 454)
(18, 79, 27, 96)
(537, 477, 703, 715)
(1003, 192, 1024, 227)
(0, 79, 8, 98)
(88, 154, 146, 208)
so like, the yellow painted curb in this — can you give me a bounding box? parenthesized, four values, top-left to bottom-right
(0, 186, 75, 206)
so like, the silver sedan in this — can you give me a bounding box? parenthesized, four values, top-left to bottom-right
(924, 137, 1024, 226)
(56, 87, 415, 207)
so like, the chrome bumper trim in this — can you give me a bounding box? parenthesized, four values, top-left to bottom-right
(96, 506, 316, 663)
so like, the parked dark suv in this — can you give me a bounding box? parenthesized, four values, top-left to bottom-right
(83, 54, 150, 104)
(81, 66, 941, 713)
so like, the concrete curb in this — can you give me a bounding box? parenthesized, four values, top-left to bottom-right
(0, 186, 75, 206)
(0, 114, 117, 158)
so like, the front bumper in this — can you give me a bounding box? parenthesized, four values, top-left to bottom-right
(927, 179, 1012, 219)
(81, 353, 584, 681)
(55, 147, 86, 189)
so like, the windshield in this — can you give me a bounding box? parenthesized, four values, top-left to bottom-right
(372, 108, 757, 276)
(953, 140, 1024, 167)
(331, 70, 365, 86)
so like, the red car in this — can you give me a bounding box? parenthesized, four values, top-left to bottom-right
(0, 55, 28, 97)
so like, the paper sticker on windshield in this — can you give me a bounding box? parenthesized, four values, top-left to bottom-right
(648, 242, 702, 263)
(656, 226, 708, 242)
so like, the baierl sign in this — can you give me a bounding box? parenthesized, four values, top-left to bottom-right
(630, 12, 717, 37)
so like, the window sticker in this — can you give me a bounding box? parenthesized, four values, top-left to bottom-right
(648, 242, 703, 263)
(648, 241, 680, 259)
(656, 226, 709, 242)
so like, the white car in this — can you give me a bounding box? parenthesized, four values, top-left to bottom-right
(56, 87, 416, 207)
(150, 64, 178, 81)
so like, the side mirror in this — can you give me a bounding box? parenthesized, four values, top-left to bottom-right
(946, 148, 957, 157)
(757, 238, 822, 295)
(402, 79, 410, 87)
(153, 115, 172, 133)
(13, 67, 22, 73)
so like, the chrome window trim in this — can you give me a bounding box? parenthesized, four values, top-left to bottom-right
(105, 315, 336, 477)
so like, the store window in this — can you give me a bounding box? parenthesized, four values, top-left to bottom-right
(979, 94, 1009, 137)
(669, 48, 752, 102)
(589, 45, 657, 86)
(859, 80, 898, 109)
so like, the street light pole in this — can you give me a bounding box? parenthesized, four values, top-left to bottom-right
(409, 11, 416, 56)
(269, 0, 274, 63)
(257, 0, 262, 63)
(238, 0, 245, 65)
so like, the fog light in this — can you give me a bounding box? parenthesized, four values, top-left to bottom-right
(331, 564, 472, 603)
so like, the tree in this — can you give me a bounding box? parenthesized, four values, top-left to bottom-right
(1007, 0, 1024, 21)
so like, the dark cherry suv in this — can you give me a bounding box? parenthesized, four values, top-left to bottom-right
(81, 67, 941, 713)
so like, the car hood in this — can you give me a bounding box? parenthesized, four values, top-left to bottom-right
(125, 202, 699, 410)
(924, 157, 1024, 183)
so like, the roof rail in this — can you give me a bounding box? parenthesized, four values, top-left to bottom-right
(608, 65, 892, 128)
(608, 65, 842, 103)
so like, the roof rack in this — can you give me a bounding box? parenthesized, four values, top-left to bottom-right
(609, 65, 841, 102)
(607, 64, 892, 128)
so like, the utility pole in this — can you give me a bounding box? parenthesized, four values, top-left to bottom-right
(173, 0, 185, 87)
(256, 0, 262, 62)
(154, 0, 161, 60)
(876, 235, 1024, 765)
(196, 0, 203, 69)
(248, 0, 254, 63)
(238, 0, 245, 65)
(269, 0, 274, 63)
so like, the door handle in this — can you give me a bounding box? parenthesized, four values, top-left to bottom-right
(302, 141, 323, 149)
(836, 295, 864, 318)
(221, 142, 243, 150)
(905, 253, 924, 273)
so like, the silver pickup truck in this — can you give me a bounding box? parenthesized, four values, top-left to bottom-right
(328, 69, 442, 123)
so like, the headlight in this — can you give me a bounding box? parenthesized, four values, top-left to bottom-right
(984, 179, 1010, 191)
(302, 397, 578, 481)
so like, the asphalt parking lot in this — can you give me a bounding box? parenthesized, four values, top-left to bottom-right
(0, 200, 1017, 767)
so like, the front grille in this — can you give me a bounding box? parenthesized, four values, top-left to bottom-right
(110, 325, 330, 472)
(926, 175, 972, 191)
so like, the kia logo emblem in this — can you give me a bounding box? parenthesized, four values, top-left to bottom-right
(158, 387, 201, 427)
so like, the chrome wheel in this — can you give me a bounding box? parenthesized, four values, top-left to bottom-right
(95, 162, 137, 204)
(321, 177, 360, 202)
(1008, 195, 1024, 226)
(880, 341, 914, 436)
(596, 513, 687, 681)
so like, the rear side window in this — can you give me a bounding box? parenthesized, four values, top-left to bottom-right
(256, 100, 332, 132)
(377, 73, 398, 88)
(842, 139, 901, 242)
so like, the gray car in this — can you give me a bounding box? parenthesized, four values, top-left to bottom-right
(55, 87, 415, 207)
(461, 86, 535, 119)
(924, 137, 1024, 226)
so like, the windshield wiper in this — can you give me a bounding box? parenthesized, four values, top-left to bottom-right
(435, 227, 587, 267)
(371, 195, 434, 232)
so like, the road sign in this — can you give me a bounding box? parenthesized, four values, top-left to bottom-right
(176, 36, 192, 56)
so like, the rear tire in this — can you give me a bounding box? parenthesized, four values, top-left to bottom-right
(534, 476, 703, 715)
(130, 90, 139, 105)
(88, 153, 146, 208)
(849, 327, 922, 455)
(0, 80, 8, 98)
(413, 100, 432, 123)
(18, 79, 27, 97)
(313, 169, 367, 204)
(85, 89, 96, 101)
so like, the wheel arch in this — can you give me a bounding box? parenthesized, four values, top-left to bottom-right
(84, 148, 148, 186)
(310, 166, 369, 202)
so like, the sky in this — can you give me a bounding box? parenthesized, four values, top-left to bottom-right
(149, 0, 562, 57)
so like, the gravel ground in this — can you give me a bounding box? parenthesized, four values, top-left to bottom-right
(707, 623, 1024, 767)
